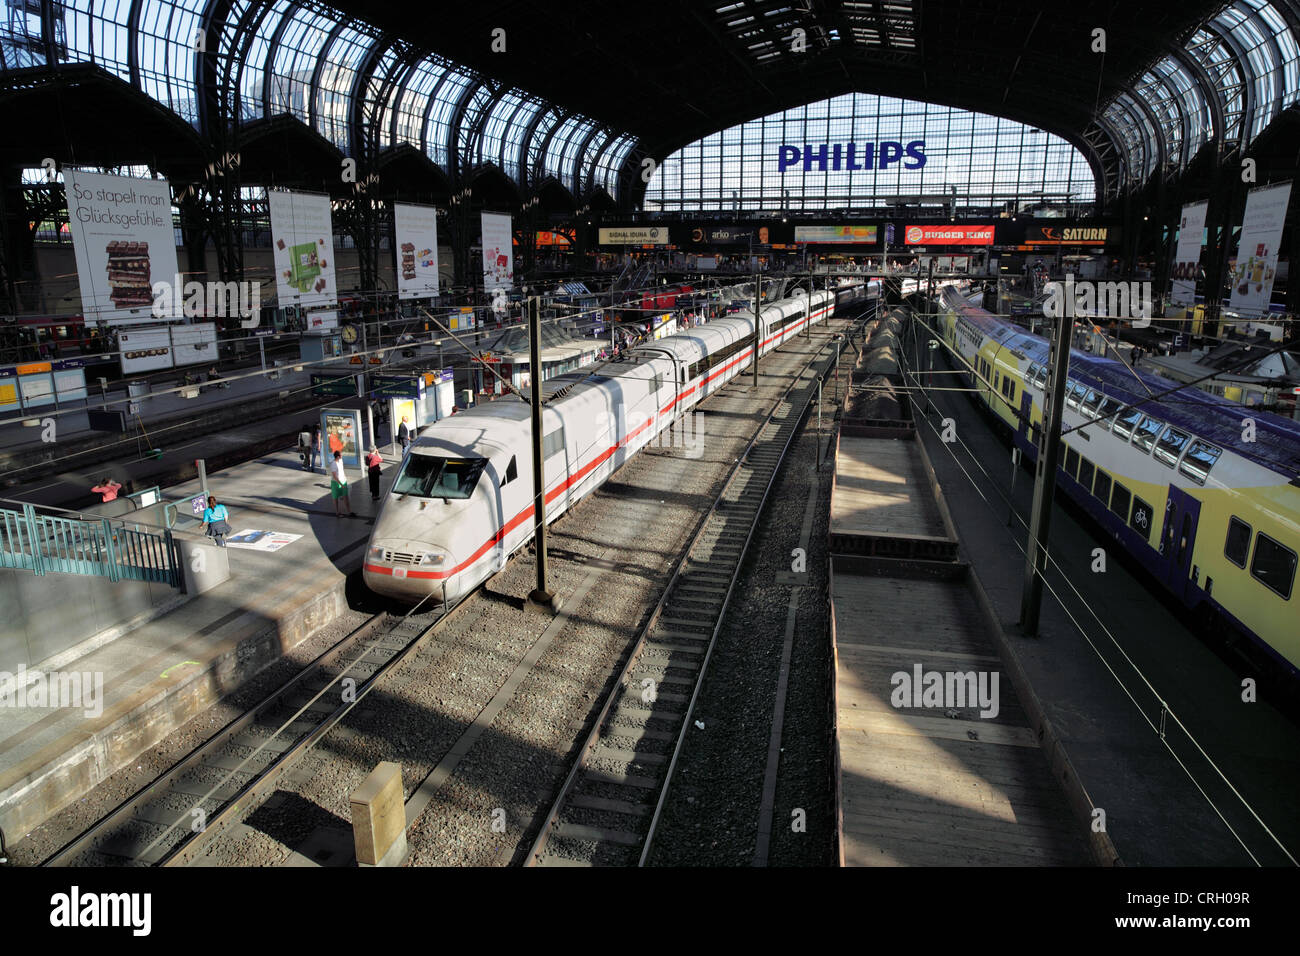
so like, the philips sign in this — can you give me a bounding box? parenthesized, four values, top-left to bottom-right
(778, 141, 926, 173)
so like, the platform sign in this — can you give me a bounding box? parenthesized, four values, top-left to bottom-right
(268, 189, 337, 309)
(63, 169, 180, 323)
(1171, 201, 1208, 307)
(311, 374, 357, 397)
(371, 374, 423, 399)
(1229, 182, 1291, 316)
(190, 493, 208, 518)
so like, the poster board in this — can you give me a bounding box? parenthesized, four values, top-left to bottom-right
(394, 203, 440, 299)
(170, 322, 218, 367)
(321, 407, 363, 471)
(481, 212, 514, 295)
(63, 169, 180, 322)
(268, 189, 337, 309)
(119, 326, 174, 374)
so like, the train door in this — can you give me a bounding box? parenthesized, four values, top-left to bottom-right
(1016, 391, 1034, 455)
(1159, 485, 1202, 603)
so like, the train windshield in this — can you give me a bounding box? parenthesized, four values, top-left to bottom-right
(392, 455, 487, 500)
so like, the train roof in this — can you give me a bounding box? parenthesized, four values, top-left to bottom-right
(945, 290, 1300, 479)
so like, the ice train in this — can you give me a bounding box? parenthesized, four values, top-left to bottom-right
(364, 280, 873, 603)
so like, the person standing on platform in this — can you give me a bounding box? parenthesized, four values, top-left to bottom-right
(309, 424, 322, 472)
(201, 495, 231, 548)
(366, 447, 383, 501)
(92, 476, 122, 502)
(397, 416, 411, 454)
(330, 450, 354, 517)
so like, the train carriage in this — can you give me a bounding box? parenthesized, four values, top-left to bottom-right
(364, 287, 841, 604)
(935, 288, 1300, 677)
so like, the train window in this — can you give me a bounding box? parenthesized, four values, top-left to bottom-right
(1064, 445, 1079, 477)
(1033, 366, 1048, 389)
(1251, 533, 1296, 600)
(1080, 390, 1102, 419)
(543, 427, 566, 459)
(680, 366, 686, 384)
(1111, 483, 1131, 521)
(1132, 416, 1165, 453)
(1093, 470, 1112, 507)
(1065, 382, 1085, 410)
(1224, 517, 1251, 568)
(503, 455, 518, 486)
(1094, 396, 1121, 430)
(1129, 496, 1154, 540)
(1179, 440, 1221, 485)
(1112, 407, 1143, 441)
(1153, 426, 1192, 467)
(1027, 363, 1041, 386)
(392, 455, 488, 500)
(1078, 458, 1095, 493)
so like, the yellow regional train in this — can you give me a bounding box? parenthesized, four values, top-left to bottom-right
(935, 288, 1300, 679)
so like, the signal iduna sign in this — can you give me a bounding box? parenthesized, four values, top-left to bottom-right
(904, 224, 994, 246)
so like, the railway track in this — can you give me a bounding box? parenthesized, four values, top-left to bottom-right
(43, 598, 458, 867)
(525, 321, 859, 866)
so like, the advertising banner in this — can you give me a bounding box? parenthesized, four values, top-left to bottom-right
(1229, 182, 1292, 316)
(119, 327, 174, 374)
(63, 170, 180, 322)
(1170, 201, 1208, 307)
(481, 212, 515, 294)
(1024, 225, 1110, 246)
(268, 189, 336, 309)
(794, 225, 878, 244)
(598, 226, 669, 245)
(394, 202, 440, 300)
(904, 224, 994, 245)
(688, 226, 763, 245)
(321, 407, 363, 471)
(225, 530, 303, 552)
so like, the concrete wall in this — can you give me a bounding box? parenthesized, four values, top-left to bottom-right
(0, 565, 177, 671)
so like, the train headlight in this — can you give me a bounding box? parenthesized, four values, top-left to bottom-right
(418, 550, 447, 567)
(367, 546, 386, 562)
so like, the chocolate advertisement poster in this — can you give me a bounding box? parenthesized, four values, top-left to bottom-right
(393, 202, 440, 300)
(267, 188, 337, 309)
(63, 169, 180, 322)
(1228, 181, 1291, 317)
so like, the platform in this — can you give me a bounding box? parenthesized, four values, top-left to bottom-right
(829, 423, 1097, 866)
(0, 448, 397, 842)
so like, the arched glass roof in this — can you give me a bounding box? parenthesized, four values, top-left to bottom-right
(644, 92, 1097, 211)
(1098, 0, 1300, 186)
(0, 0, 633, 201)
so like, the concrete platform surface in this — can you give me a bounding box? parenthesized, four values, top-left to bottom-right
(0, 447, 398, 842)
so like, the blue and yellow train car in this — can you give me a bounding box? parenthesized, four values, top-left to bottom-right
(935, 288, 1300, 679)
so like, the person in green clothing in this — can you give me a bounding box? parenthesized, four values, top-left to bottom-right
(330, 450, 355, 517)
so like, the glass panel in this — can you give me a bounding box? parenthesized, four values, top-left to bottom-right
(1133, 415, 1165, 452)
(1224, 516, 1251, 568)
(1112, 406, 1143, 441)
(1153, 426, 1192, 467)
(392, 455, 487, 499)
(1178, 439, 1222, 485)
(1251, 533, 1296, 600)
